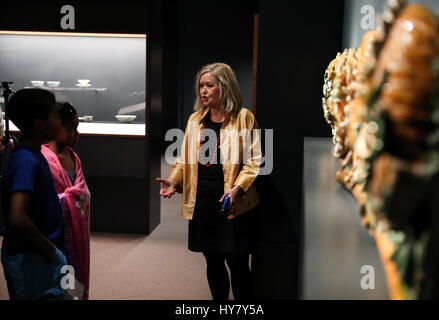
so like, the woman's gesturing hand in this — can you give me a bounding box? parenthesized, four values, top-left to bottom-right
(219, 185, 243, 215)
(156, 178, 177, 198)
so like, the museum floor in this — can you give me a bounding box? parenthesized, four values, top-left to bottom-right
(0, 156, 213, 300)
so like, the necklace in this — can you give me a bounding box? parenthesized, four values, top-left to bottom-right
(199, 120, 221, 167)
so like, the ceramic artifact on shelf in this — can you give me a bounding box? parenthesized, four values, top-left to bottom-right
(76, 79, 92, 88)
(322, 0, 439, 300)
(30, 80, 45, 87)
(77, 79, 90, 85)
(47, 81, 60, 88)
(79, 116, 93, 122)
(115, 115, 137, 123)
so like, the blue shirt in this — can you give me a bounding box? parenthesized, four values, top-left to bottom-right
(1, 145, 64, 253)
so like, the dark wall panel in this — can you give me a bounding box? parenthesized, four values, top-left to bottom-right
(254, 0, 344, 299)
(74, 137, 146, 179)
(252, 242, 299, 299)
(146, 0, 165, 236)
(0, 0, 147, 33)
(87, 177, 149, 234)
(177, 0, 257, 128)
(162, 0, 180, 152)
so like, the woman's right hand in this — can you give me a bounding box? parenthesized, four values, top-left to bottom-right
(156, 178, 177, 198)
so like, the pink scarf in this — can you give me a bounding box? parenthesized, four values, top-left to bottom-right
(41, 144, 90, 300)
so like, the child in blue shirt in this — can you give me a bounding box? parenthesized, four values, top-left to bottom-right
(1, 88, 67, 299)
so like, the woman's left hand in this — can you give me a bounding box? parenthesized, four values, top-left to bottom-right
(219, 185, 243, 215)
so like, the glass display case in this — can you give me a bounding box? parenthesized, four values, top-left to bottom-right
(0, 31, 147, 136)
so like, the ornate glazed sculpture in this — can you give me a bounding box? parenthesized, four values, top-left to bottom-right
(323, 0, 439, 299)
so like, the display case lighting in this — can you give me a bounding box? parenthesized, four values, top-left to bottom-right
(0, 30, 146, 38)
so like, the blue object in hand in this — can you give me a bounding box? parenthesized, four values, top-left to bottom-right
(222, 196, 230, 211)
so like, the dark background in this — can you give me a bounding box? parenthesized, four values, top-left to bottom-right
(0, 0, 344, 299)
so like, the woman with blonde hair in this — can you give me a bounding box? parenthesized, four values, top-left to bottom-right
(157, 62, 261, 300)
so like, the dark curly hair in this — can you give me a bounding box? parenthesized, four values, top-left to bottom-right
(58, 102, 77, 126)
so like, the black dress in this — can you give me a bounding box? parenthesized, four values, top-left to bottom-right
(188, 112, 251, 254)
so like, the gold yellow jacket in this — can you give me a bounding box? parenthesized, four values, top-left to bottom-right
(169, 106, 261, 220)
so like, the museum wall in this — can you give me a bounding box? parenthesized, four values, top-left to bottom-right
(176, 0, 257, 130)
(0, 1, 147, 33)
(254, 0, 344, 299)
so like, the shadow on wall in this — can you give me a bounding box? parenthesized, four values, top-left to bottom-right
(249, 174, 299, 299)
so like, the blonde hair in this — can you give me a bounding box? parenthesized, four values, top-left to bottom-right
(193, 62, 243, 113)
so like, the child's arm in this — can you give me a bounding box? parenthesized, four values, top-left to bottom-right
(9, 191, 56, 261)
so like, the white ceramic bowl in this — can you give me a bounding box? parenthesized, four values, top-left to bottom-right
(115, 115, 137, 123)
(30, 81, 45, 87)
(76, 84, 92, 88)
(77, 79, 90, 85)
(46, 81, 60, 88)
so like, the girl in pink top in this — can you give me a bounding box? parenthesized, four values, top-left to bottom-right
(41, 102, 91, 300)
